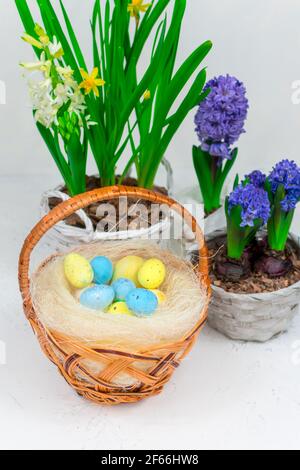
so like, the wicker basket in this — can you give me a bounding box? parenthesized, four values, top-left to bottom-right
(207, 229, 300, 342)
(40, 159, 174, 248)
(19, 186, 210, 405)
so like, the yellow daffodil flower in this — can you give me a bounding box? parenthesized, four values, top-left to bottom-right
(143, 89, 151, 100)
(79, 68, 105, 97)
(128, 0, 151, 19)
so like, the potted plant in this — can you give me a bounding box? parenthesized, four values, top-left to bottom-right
(176, 74, 249, 240)
(16, 0, 212, 246)
(201, 160, 300, 342)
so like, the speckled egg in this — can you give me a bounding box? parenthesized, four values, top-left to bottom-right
(107, 302, 134, 316)
(150, 289, 166, 304)
(125, 288, 158, 317)
(112, 278, 136, 301)
(138, 258, 166, 289)
(80, 285, 115, 310)
(64, 253, 94, 289)
(90, 256, 113, 285)
(113, 256, 144, 285)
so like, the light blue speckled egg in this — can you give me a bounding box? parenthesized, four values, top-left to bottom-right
(112, 278, 136, 301)
(90, 256, 113, 285)
(80, 285, 115, 311)
(125, 288, 158, 317)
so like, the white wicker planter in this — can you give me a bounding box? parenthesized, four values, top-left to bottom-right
(207, 230, 300, 342)
(40, 159, 174, 248)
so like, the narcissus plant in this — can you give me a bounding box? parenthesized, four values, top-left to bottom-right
(16, 0, 212, 195)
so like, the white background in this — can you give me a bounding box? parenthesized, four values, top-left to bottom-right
(1, 0, 300, 451)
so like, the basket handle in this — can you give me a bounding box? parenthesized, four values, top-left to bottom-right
(19, 186, 210, 309)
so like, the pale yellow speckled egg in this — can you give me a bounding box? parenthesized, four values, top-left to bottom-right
(113, 256, 144, 285)
(150, 289, 166, 304)
(107, 302, 134, 316)
(64, 253, 94, 289)
(138, 258, 166, 289)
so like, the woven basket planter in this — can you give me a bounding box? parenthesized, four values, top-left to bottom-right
(40, 159, 174, 248)
(19, 186, 210, 405)
(207, 229, 300, 342)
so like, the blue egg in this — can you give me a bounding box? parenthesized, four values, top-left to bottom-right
(112, 278, 136, 301)
(125, 288, 158, 317)
(90, 256, 113, 285)
(80, 285, 115, 310)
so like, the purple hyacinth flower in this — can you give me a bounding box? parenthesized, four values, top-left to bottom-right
(268, 159, 300, 212)
(195, 74, 249, 161)
(245, 170, 266, 188)
(209, 143, 232, 159)
(228, 183, 271, 227)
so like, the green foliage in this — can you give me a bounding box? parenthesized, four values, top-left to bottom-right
(225, 196, 262, 260)
(16, 0, 212, 193)
(193, 146, 238, 214)
(36, 120, 88, 196)
(267, 183, 295, 251)
(129, 0, 212, 188)
(89, 0, 171, 187)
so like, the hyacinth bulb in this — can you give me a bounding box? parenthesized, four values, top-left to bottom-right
(215, 258, 251, 282)
(255, 256, 293, 278)
(215, 246, 252, 282)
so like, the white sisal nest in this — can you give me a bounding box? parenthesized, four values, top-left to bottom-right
(31, 240, 207, 352)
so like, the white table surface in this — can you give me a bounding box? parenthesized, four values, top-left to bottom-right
(1, 175, 300, 451)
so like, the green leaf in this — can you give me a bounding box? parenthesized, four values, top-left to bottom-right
(36, 0, 81, 80)
(15, 0, 41, 58)
(213, 148, 238, 205)
(160, 68, 207, 155)
(59, 0, 87, 69)
(126, 0, 171, 76)
(233, 174, 239, 189)
(36, 122, 74, 194)
(165, 41, 212, 117)
(67, 132, 87, 195)
(192, 145, 214, 212)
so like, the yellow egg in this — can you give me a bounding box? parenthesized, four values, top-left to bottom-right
(113, 256, 144, 285)
(150, 289, 166, 304)
(64, 253, 94, 289)
(138, 258, 166, 289)
(107, 302, 134, 316)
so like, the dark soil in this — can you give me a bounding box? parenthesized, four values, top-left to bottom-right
(191, 234, 300, 294)
(48, 175, 168, 231)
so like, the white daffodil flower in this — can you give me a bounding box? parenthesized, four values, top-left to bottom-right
(48, 37, 64, 59)
(54, 83, 71, 107)
(20, 53, 52, 78)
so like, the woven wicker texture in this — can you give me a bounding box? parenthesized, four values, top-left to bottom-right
(207, 229, 300, 342)
(19, 186, 210, 405)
